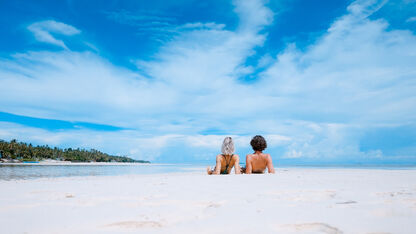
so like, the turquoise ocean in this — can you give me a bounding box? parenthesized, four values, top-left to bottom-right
(1, 163, 415, 180)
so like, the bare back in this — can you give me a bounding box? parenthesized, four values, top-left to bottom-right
(207, 154, 241, 175)
(245, 152, 275, 174)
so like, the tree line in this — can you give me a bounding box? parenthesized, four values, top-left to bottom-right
(0, 139, 150, 163)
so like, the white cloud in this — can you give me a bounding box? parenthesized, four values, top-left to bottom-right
(104, 9, 226, 42)
(407, 16, 416, 22)
(259, 0, 416, 126)
(179, 22, 226, 30)
(284, 150, 303, 159)
(233, 0, 273, 32)
(184, 134, 290, 149)
(0, 121, 289, 161)
(347, 0, 388, 17)
(27, 20, 81, 49)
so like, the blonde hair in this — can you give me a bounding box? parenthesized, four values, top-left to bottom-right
(221, 137, 235, 155)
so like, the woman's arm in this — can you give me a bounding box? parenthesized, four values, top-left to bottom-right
(267, 154, 275, 173)
(212, 155, 222, 175)
(245, 155, 252, 174)
(234, 155, 241, 174)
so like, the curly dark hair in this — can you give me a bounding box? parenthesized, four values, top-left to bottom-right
(250, 135, 267, 151)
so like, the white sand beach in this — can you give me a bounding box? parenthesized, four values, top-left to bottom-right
(1, 168, 416, 234)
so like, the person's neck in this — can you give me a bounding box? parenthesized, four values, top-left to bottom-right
(254, 151, 262, 155)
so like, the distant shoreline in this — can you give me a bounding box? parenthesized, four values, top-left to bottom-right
(1, 139, 149, 163)
(0, 162, 155, 166)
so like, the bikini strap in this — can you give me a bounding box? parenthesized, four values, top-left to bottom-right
(223, 154, 233, 173)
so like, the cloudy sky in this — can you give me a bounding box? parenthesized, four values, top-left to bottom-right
(0, 0, 415, 164)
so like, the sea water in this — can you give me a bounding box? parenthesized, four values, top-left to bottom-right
(0, 164, 203, 180)
(1, 164, 415, 180)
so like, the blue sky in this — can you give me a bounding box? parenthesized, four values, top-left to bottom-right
(0, 0, 415, 164)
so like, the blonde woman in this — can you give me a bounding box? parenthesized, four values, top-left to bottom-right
(207, 137, 241, 175)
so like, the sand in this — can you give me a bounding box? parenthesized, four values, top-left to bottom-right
(0, 168, 415, 234)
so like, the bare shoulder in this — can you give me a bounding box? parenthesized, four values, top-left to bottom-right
(232, 154, 240, 160)
(264, 153, 272, 160)
(216, 154, 223, 161)
(246, 154, 254, 161)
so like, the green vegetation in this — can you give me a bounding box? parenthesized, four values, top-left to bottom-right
(0, 139, 150, 163)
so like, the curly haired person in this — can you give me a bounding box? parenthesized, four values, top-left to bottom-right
(243, 135, 275, 174)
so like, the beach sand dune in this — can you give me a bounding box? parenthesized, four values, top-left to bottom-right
(0, 168, 415, 233)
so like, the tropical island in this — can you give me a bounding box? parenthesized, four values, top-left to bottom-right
(0, 139, 150, 163)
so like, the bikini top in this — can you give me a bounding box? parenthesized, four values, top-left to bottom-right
(221, 154, 234, 174)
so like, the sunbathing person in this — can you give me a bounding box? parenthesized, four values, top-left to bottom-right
(243, 135, 275, 174)
(207, 137, 241, 175)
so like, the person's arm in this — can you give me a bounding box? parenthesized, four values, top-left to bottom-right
(234, 155, 241, 174)
(267, 154, 275, 173)
(213, 155, 222, 175)
(245, 155, 252, 174)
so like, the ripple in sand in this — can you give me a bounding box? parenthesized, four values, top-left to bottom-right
(266, 190, 337, 202)
(195, 201, 223, 210)
(336, 200, 357, 204)
(106, 220, 163, 228)
(366, 232, 392, 234)
(277, 222, 343, 234)
(206, 202, 221, 208)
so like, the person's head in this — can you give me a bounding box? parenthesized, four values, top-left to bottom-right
(221, 137, 235, 155)
(250, 135, 267, 152)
